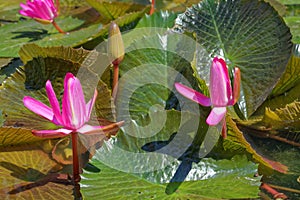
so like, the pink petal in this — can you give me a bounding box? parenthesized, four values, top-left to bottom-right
(32, 128, 73, 138)
(206, 107, 227, 126)
(36, 0, 56, 20)
(62, 73, 86, 129)
(77, 124, 106, 135)
(45, 80, 62, 124)
(86, 89, 98, 121)
(77, 121, 123, 136)
(61, 73, 75, 128)
(210, 57, 232, 107)
(175, 83, 211, 106)
(23, 96, 54, 122)
(19, 0, 57, 21)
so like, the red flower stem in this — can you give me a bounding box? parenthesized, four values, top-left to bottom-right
(56, 0, 60, 14)
(72, 132, 81, 183)
(260, 183, 288, 199)
(112, 63, 119, 94)
(150, 0, 155, 15)
(52, 20, 67, 34)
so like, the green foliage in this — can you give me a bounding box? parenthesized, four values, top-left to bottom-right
(262, 101, 300, 130)
(272, 44, 300, 96)
(0, 0, 299, 198)
(136, 10, 177, 28)
(176, 0, 292, 117)
(85, 0, 148, 21)
(0, 16, 100, 57)
(0, 44, 114, 199)
(81, 154, 260, 199)
(0, 143, 73, 199)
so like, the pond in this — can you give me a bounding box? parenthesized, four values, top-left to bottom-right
(0, 0, 299, 199)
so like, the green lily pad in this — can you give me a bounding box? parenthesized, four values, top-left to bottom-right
(0, 16, 101, 57)
(284, 16, 300, 44)
(81, 154, 260, 199)
(85, 0, 147, 21)
(175, 0, 292, 117)
(253, 45, 300, 116)
(135, 10, 177, 28)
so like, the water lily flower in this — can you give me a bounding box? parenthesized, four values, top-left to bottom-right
(23, 72, 123, 138)
(175, 57, 241, 138)
(19, 0, 67, 34)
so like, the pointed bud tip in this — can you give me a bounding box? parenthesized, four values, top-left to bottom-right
(108, 22, 125, 65)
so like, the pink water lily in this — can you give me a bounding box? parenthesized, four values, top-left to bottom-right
(19, 0, 66, 33)
(23, 72, 122, 138)
(175, 57, 241, 138)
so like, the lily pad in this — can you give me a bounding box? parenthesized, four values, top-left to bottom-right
(0, 16, 101, 57)
(0, 141, 73, 199)
(175, 0, 292, 117)
(272, 44, 300, 96)
(81, 154, 260, 199)
(85, 0, 148, 21)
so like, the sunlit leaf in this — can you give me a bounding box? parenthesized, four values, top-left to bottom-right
(0, 143, 72, 199)
(0, 127, 43, 146)
(284, 16, 300, 44)
(136, 10, 177, 28)
(253, 77, 300, 117)
(224, 116, 288, 174)
(262, 102, 300, 130)
(81, 7, 150, 50)
(272, 44, 300, 96)
(85, 0, 147, 21)
(175, 0, 292, 117)
(0, 16, 102, 57)
(81, 154, 260, 199)
(264, 0, 287, 16)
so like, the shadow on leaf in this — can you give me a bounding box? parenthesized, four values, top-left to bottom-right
(0, 161, 71, 195)
(12, 29, 48, 42)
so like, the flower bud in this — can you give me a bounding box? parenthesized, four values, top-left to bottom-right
(108, 22, 125, 65)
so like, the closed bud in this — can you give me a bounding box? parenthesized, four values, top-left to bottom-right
(108, 22, 125, 65)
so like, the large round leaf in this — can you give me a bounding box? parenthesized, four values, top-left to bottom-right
(175, 0, 292, 117)
(81, 154, 260, 199)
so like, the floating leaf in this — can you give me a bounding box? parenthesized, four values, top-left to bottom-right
(264, 0, 287, 16)
(0, 16, 102, 57)
(136, 10, 177, 28)
(80, 7, 150, 50)
(85, 0, 147, 21)
(175, 0, 292, 117)
(223, 116, 288, 174)
(0, 127, 43, 146)
(81, 154, 260, 199)
(253, 76, 300, 117)
(284, 16, 300, 44)
(272, 44, 300, 96)
(0, 143, 73, 199)
(261, 101, 300, 130)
